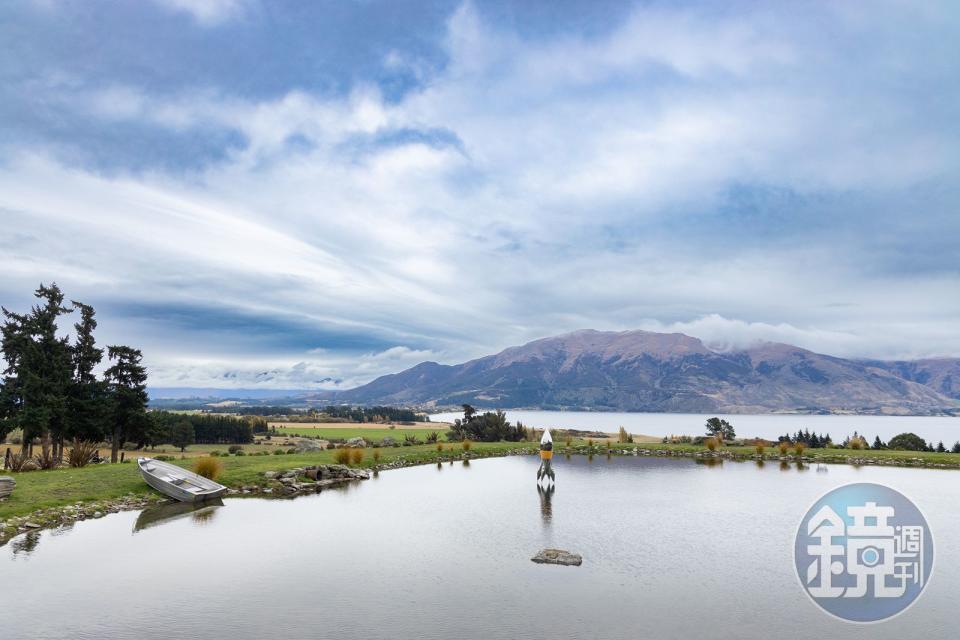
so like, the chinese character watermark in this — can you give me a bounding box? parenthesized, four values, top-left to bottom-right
(794, 483, 934, 623)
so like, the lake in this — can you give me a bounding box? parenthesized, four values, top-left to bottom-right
(2, 456, 956, 639)
(431, 410, 960, 445)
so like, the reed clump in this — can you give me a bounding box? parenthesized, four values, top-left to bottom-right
(350, 448, 364, 465)
(778, 441, 789, 455)
(705, 437, 718, 452)
(67, 440, 99, 468)
(193, 456, 223, 481)
(372, 449, 381, 463)
(462, 440, 472, 452)
(436, 443, 444, 452)
(754, 440, 766, 455)
(794, 442, 807, 457)
(334, 448, 352, 464)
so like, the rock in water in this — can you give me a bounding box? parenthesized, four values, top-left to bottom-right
(531, 548, 582, 566)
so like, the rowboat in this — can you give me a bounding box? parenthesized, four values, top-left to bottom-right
(137, 457, 227, 503)
(0, 476, 14, 499)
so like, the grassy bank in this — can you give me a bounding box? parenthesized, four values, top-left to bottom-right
(0, 441, 536, 521)
(627, 442, 960, 466)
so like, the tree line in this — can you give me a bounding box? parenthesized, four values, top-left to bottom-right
(1, 284, 147, 464)
(147, 412, 260, 449)
(318, 405, 428, 423)
(447, 405, 527, 442)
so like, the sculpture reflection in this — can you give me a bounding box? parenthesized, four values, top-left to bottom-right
(537, 483, 554, 525)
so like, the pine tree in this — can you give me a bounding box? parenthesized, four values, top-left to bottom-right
(952, 442, 960, 454)
(0, 306, 30, 443)
(104, 346, 148, 463)
(2, 285, 74, 458)
(66, 302, 105, 446)
(873, 435, 885, 449)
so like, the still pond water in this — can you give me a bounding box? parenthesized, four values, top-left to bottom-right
(432, 410, 960, 444)
(3, 456, 958, 639)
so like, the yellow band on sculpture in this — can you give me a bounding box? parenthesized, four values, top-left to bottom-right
(540, 450, 553, 460)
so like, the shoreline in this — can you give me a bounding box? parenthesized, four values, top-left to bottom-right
(4, 442, 960, 546)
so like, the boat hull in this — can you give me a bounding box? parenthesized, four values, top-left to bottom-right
(138, 458, 227, 503)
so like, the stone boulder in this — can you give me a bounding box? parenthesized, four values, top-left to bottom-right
(295, 439, 324, 452)
(346, 437, 367, 448)
(531, 548, 582, 566)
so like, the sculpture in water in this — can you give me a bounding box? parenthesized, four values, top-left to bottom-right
(537, 428, 555, 484)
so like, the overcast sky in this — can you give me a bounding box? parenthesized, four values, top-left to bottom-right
(1, 0, 958, 389)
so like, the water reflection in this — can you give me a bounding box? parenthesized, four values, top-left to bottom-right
(133, 499, 223, 534)
(537, 484, 554, 525)
(10, 530, 40, 555)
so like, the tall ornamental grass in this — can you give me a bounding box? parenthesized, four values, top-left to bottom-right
(193, 456, 223, 481)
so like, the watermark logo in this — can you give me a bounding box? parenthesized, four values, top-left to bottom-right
(794, 482, 934, 623)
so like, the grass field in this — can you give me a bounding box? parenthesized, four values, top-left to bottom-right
(270, 426, 450, 441)
(268, 421, 445, 430)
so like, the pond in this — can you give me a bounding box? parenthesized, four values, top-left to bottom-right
(2, 456, 957, 639)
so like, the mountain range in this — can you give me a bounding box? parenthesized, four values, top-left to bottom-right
(328, 329, 960, 415)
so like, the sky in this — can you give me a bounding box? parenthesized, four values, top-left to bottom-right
(1, 0, 958, 390)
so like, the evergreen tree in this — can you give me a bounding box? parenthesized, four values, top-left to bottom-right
(170, 420, 195, 452)
(873, 435, 885, 449)
(936, 441, 946, 453)
(952, 442, 960, 454)
(705, 417, 735, 440)
(65, 302, 105, 445)
(0, 306, 29, 443)
(104, 346, 148, 463)
(2, 285, 74, 458)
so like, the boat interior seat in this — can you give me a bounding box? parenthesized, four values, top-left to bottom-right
(166, 476, 185, 485)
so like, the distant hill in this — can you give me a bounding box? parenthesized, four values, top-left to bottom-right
(330, 329, 960, 415)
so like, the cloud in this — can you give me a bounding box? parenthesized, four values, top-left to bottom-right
(1, 0, 958, 387)
(150, 0, 252, 26)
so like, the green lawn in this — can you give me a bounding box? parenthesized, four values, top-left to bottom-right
(0, 441, 536, 521)
(271, 426, 448, 442)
